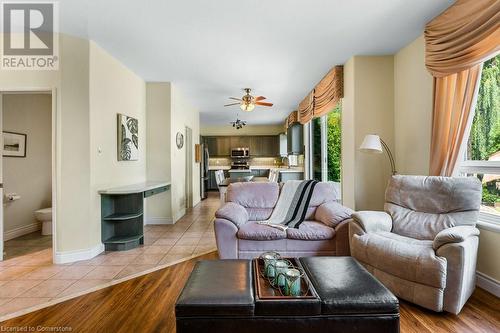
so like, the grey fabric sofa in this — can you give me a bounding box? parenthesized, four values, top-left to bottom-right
(350, 175, 482, 314)
(214, 181, 354, 259)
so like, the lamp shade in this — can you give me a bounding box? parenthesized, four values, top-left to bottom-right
(359, 134, 383, 153)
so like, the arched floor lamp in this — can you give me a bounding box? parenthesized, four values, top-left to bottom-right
(359, 134, 397, 175)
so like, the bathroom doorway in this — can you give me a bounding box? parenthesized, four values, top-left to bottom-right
(0, 92, 54, 261)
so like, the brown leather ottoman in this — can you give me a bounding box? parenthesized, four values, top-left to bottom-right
(175, 257, 399, 333)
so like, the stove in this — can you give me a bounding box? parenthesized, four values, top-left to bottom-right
(231, 160, 250, 170)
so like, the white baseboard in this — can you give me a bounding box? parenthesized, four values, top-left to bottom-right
(476, 271, 500, 297)
(54, 243, 104, 264)
(145, 217, 173, 225)
(4, 222, 42, 241)
(173, 208, 186, 223)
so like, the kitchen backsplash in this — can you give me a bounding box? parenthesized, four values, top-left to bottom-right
(208, 156, 304, 167)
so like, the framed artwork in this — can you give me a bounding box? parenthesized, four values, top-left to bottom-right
(3, 131, 27, 157)
(117, 113, 139, 161)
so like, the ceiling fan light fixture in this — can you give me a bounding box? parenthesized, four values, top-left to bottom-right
(240, 102, 255, 112)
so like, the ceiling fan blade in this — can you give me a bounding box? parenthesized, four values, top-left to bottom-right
(224, 102, 241, 107)
(255, 102, 273, 107)
(229, 97, 242, 101)
(255, 96, 266, 101)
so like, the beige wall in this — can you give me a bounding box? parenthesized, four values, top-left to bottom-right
(2, 94, 52, 233)
(56, 34, 92, 253)
(201, 124, 284, 136)
(89, 41, 146, 245)
(341, 56, 395, 210)
(145, 83, 201, 223)
(394, 35, 433, 175)
(171, 84, 201, 220)
(477, 228, 500, 281)
(146, 82, 172, 223)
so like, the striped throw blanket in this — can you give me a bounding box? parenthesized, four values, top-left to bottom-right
(258, 180, 318, 230)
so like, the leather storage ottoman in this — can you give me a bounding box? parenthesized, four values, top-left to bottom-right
(175, 258, 399, 333)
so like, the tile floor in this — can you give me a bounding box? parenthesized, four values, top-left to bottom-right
(4, 232, 52, 260)
(0, 192, 220, 319)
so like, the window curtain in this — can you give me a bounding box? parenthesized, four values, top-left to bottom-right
(426, 0, 500, 176)
(298, 91, 314, 124)
(314, 66, 343, 117)
(296, 66, 344, 125)
(285, 110, 298, 128)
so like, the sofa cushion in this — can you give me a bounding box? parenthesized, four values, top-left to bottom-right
(237, 222, 286, 240)
(286, 221, 335, 240)
(247, 208, 274, 221)
(315, 201, 354, 228)
(351, 232, 446, 289)
(228, 182, 279, 209)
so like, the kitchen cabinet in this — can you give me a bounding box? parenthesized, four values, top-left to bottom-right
(205, 137, 218, 156)
(203, 135, 281, 157)
(251, 169, 269, 177)
(207, 170, 218, 190)
(287, 123, 304, 155)
(216, 137, 231, 156)
(279, 133, 287, 157)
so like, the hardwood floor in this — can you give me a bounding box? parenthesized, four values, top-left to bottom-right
(1, 251, 498, 333)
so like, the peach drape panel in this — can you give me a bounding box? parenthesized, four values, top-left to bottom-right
(426, 0, 500, 176)
(429, 65, 482, 176)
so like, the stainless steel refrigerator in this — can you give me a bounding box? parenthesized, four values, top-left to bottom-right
(200, 143, 209, 199)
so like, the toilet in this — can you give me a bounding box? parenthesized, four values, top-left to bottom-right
(35, 207, 52, 235)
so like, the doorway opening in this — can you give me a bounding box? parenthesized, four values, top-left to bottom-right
(1, 92, 54, 261)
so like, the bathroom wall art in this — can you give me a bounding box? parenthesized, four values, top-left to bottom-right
(2, 131, 27, 157)
(117, 113, 138, 161)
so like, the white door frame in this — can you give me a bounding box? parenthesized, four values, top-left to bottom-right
(185, 126, 193, 209)
(0, 87, 58, 262)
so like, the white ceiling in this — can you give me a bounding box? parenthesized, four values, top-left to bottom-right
(60, 0, 453, 125)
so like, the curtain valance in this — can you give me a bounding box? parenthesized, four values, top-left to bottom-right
(297, 91, 314, 124)
(285, 110, 299, 129)
(425, 0, 500, 77)
(295, 65, 343, 125)
(314, 66, 344, 117)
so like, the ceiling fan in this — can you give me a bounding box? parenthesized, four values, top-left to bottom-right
(224, 88, 273, 112)
(230, 117, 247, 130)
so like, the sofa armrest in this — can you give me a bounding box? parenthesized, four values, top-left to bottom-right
(433, 226, 480, 251)
(351, 211, 393, 234)
(315, 201, 354, 228)
(215, 202, 249, 227)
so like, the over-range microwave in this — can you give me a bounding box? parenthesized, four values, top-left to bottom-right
(231, 147, 250, 158)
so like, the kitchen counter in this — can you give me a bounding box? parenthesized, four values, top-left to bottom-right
(98, 181, 170, 195)
(209, 165, 304, 173)
(228, 169, 252, 173)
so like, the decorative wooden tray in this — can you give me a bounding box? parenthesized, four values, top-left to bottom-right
(253, 258, 319, 300)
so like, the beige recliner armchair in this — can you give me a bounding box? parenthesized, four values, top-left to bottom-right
(350, 175, 482, 314)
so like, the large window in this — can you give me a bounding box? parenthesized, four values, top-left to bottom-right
(459, 55, 500, 223)
(309, 104, 342, 182)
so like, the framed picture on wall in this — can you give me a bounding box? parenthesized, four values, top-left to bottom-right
(2, 131, 27, 158)
(117, 113, 139, 161)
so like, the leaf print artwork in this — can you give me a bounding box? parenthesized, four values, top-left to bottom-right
(117, 114, 139, 161)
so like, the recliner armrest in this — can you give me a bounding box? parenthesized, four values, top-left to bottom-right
(433, 226, 480, 250)
(351, 211, 393, 233)
(215, 202, 249, 227)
